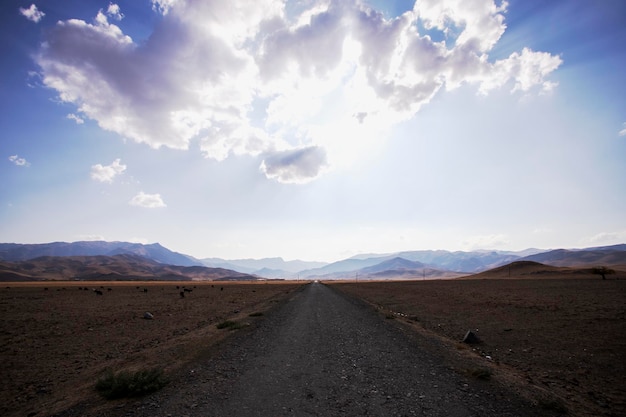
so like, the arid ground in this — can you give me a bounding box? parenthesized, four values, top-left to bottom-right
(330, 277, 626, 417)
(2, 276, 625, 417)
(0, 281, 305, 417)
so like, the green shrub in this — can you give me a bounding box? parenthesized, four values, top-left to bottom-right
(216, 320, 245, 330)
(95, 368, 168, 399)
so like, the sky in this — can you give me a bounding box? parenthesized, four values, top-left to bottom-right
(1, 0, 625, 262)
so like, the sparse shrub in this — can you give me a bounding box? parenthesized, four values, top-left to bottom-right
(591, 266, 615, 280)
(216, 320, 245, 330)
(248, 312, 263, 317)
(95, 368, 168, 399)
(385, 313, 396, 319)
(468, 367, 492, 380)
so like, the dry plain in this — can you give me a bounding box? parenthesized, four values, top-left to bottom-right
(1, 275, 625, 417)
(330, 276, 626, 417)
(0, 281, 305, 417)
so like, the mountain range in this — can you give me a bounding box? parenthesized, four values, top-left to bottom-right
(0, 241, 199, 266)
(0, 253, 257, 282)
(1, 241, 625, 281)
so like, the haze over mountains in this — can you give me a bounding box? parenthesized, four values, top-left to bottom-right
(1, 241, 625, 281)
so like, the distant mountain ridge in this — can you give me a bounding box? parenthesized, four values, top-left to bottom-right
(0, 253, 257, 282)
(200, 257, 325, 276)
(1, 241, 624, 280)
(521, 247, 626, 267)
(0, 241, 201, 267)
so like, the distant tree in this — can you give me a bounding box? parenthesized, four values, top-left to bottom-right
(591, 266, 615, 280)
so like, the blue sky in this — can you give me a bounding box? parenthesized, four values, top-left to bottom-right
(1, 0, 625, 262)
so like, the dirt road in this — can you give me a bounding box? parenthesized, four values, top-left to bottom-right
(81, 282, 551, 416)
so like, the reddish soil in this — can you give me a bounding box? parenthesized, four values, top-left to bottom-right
(330, 278, 626, 417)
(0, 281, 305, 417)
(4, 277, 625, 417)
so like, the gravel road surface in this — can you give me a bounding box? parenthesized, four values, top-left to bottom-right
(90, 282, 547, 416)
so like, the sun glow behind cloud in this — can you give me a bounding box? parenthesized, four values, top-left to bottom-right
(34, 0, 561, 184)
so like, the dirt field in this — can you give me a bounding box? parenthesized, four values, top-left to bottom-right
(0, 281, 305, 417)
(330, 278, 626, 417)
(3, 277, 625, 417)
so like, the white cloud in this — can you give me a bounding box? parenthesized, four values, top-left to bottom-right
(260, 146, 328, 184)
(415, 0, 508, 52)
(106, 3, 124, 21)
(461, 234, 510, 250)
(129, 192, 166, 208)
(90, 158, 127, 183)
(35, 0, 561, 184)
(76, 234, 106, 241)
(8, 155, 30, 167)
(67, 113, 84, 124)
(20, 4, 45, 23)
(151, 0, 179, 15)
(583, 231, 626, 246)
(619, 122, 626, 137)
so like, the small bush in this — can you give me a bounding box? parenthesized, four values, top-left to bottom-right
(468, 367, 492, 380)
(95, 368, 168, 399)
(248, 312, 264, 317)
(216, 320, 245, 330)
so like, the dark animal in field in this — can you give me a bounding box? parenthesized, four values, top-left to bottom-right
(180, 291, 185, 298)
(184, 288, 192, 293)
(94, 290, 103, 295)
(143, 288, 148, 293)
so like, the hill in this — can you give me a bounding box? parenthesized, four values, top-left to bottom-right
(459, 260, 622, 280)
(0, 254, 257, 282)
(520, 247, 626, 268)
(0, 241, 200, 267)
